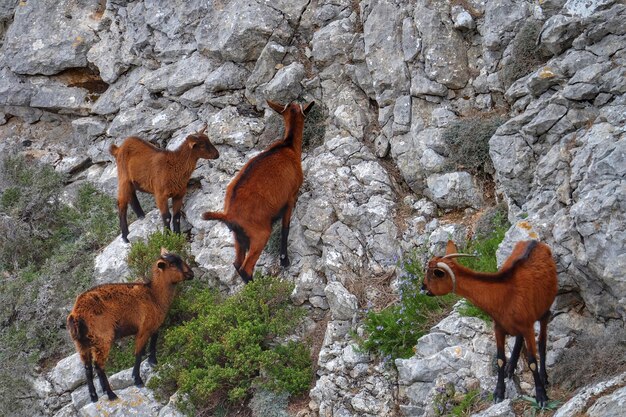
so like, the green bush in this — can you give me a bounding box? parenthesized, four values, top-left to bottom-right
(127, 230, 191, 281)
(0, 156, 118, 417)
(442, 115, 504, 177)
(359, 251, 456, 360)
(148, 276, 312, 414)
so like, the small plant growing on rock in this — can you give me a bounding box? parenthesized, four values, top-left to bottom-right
(442, 115, 504, 177)
(359, 251, 456, 360)
(127, 229, 191, 281)
(500, 20, 546, 90)
(433, 383, 491, 416)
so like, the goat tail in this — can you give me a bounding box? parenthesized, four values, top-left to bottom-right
(67, 314, 89, 344)
(202, 211, 249, 249)
(109, 143, 119, 157)
(201, 211, 228, 222)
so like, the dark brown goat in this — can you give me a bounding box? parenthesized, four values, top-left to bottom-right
(110, 128, 219, 242)
(202, 100, 314, 284)
(421, 240, 558, 407)
(67, 248, 193, 402)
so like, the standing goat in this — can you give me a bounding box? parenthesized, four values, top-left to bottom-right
(202, 100, 315, 284)
(67, 248, 193, 402)
(421, 240, 558, 407)
(110, 128, 219, 242)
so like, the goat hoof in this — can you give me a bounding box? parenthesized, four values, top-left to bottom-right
(280, 256, 290, 267)
(90, 394, 98, 403)
(148, 357, 157, 366)
(107, 392, 118, 401)
(134, 378, 145, 387)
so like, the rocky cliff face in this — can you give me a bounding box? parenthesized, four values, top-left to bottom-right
(0, 0, 624, 416)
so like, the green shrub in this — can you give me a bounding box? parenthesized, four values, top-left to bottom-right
(0, 156, 118, 417)
(127, 230, 191, 281)
(442, 115, 504, 177)
(148, 276, 312, 414)
(359, 251, 456, 360)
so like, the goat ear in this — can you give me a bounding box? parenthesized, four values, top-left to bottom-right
(445, 240, 458, 256)
(157, 260, 167, 270)
(267, 100, 286, 114)
(302, 101, 315, 116)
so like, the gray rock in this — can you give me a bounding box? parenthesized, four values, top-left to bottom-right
(410, 71, 448, 97)
(587, 385, 626, 417)
(414, 0, 469, 89)
(262, 62, 305, 103)
(362, 0, 410, 104)
(539, 14, 583, 56)
(311, 15, 358, 67)
(401, 17, 421, 62)
(205, 62, 249, 93)
(553, 372, 626, 417)
(324, 281, 358, 321)
(143, 53, 216, 95)
(49, 353, 86, 394)
(451, 6, 475, 30)
(30, 83, 90, 115)
(79, 386, 160, 417)
(483, 0, 530, 52)
(196, 1, 283, 63)
(470, 400, 515, 417)
(3, 0, 100, 75)
(425, 172, 484, 209)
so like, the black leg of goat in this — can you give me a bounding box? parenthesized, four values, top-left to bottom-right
(493, 325, 507, 403)
(538, 313, 550, 386)
(147, 332, 158, 365)
(280, 204, 293, 267)
(84, 363, 98, 402)
(118, 209, 130, 243)
(132, 352, 145, 387)
(95, 364, 117, 400)
(505, 335, 524, 378)
(129, 190, 145, 219)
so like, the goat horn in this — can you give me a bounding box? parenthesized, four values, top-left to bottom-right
(436, 262, 457, 294)
(282, 103, 288, 113)
(160, 247, 169, 256)
(442, 253, 477, 259)
(299, 104, 304, 116)
(197, 125, 207, 135)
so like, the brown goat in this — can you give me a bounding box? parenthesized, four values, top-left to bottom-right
(67, 248, 193, 402)
(110, 128, 219, 242)
(202, 100, 314, 284)
(421, 240, 558, 407)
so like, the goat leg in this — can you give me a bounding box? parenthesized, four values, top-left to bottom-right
(538, 312, 550, 386)
(505, 335, 524, 378)
(84, 363, 98, 402)
(172, 196, 184, 234)
(118, 205, 130, 243)
(94, 364, 117, 401)
(147, 332, 158, 366)
(132, 353, 145, 386)
(493, 325, 507, 403)
(523, 329, 549, 408)
(279, 204, 293, 267)
(129, 190, 145, 219)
